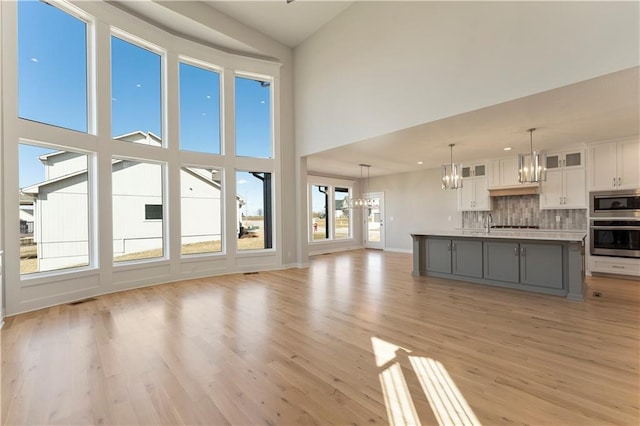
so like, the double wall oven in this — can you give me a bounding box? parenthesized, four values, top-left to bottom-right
(590, 189, 640, 258)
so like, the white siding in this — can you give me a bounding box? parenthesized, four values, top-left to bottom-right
(43, 152, 87, 180)
(36, 173, 89, 271)
(112, 161, 164, 256)
(180, 169, 223, 246)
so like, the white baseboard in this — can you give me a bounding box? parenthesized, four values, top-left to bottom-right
(309, 245, 364, 257)
(282, 262, 310, 269)
(383, 247, 412, 254)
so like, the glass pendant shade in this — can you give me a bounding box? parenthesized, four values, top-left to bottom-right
(441, 144, 463, 190)
(518, 128, 547, 183)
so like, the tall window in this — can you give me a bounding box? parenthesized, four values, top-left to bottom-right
(19, 143, 90, 275)
(179, 62, 221, 154)
(235, 76, 272, 158)
(308, 182, 352, 242)
(181, 167, 223, 255)
(18, 0, 88, 132)
(334, 187, 351, 239)
(311, 185, 329, 241)
(111, 36, 162, 143)
(113, 160, 164, 262)
(237, 171, 272, 250)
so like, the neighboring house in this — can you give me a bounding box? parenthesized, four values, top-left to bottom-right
(19, 193, 35, 235)
(21, 131, 240, 272)
(335, 197, 349, 218)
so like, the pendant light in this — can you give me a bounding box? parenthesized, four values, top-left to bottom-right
(518, 128, 547, 183)
(441, 144, 463, 190)
(349, 164, 378, 209)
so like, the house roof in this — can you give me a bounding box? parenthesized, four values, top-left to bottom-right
(36, 131, 162, 163)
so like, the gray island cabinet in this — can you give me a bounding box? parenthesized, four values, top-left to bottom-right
(412, 230, 586, 301)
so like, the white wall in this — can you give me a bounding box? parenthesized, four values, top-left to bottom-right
(367, 168, 461, 252)
(294, 1, 640, 157)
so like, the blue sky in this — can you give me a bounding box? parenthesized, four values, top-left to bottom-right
(18, 0, 272, 215)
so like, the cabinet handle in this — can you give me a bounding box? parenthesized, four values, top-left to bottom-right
(514, 246, 519, 256)
(520, 247, 526, 256)
(612, 177, 617, 187)
(452, 243, 456, 252)
(612, 265, 625, 269)
(618, 177, 622, 186)
(447, 243, 451, 251)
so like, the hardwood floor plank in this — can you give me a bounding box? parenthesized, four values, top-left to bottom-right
(2, 249, 638, 425)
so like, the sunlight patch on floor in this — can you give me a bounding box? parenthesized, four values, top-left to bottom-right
(371, 336, 481, 426)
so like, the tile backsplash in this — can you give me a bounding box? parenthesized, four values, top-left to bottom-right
(462, 195, 587, 230)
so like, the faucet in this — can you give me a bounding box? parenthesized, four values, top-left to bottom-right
(486, 213, 493, 233)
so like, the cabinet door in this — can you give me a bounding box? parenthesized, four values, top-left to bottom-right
(590, 142, 617, 190)
(563, 167, 586, 208)
(519, 243, 563, 289)
(473, 178, 491, 211)
(457, 183, 474, 211)
(617, 140, 640, 189)
(452, 239, 483, 278)
(563, 151, 583, 168)
(546, 153, 562, 170)
(500, 157, 520, 186)
(540, 169, 563, 209)
(473, 164, 486, 177)
(483, 241, 519, 283)
(426, 238, 452, 274)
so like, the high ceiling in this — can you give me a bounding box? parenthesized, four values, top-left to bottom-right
(306, 67, 640, 178)
(201, 1, 354, 48)
(111, 1, 639, 179)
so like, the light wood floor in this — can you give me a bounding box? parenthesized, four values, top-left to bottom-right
(2, 250, 639, 425)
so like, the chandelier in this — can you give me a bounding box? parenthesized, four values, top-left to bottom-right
(441, 144, 463, 190)
(518, 128, 546, 183)
(349, 164, 378, 209)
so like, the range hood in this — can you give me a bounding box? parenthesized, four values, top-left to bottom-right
(488, 184, 539, 197)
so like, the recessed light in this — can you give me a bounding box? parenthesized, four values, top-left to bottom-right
(504, 147, 512, 151)
(417, 161, 423, 165)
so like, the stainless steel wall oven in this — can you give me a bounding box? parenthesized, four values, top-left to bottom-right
(590, 189, 640, 218)
(590, 219, 640, 258)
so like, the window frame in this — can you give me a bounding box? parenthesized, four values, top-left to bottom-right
(17, 139, 96, 277)
(179, 165, 225, 257)
(110, 28, 166, 147)
(178, 56, 223, 156)
(234, 72, 274, 160)
(17, 0, 95, 135)
(307, 177, 354, 244)
(1, 0, 283, 316)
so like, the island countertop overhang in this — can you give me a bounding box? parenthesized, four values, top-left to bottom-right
(411, 229, 586, 243)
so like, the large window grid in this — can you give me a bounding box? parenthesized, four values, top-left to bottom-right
(7, 0, 279, 287)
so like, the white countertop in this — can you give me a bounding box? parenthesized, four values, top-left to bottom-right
(412, 229, 587, 242)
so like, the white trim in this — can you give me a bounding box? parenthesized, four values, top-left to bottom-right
(384, 247, 413, 254)
(309, 245, 364, 257)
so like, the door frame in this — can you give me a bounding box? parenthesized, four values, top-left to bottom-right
(364, 192, 384, 249)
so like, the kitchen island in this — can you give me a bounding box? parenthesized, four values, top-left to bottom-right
(411, 229, 586, 301)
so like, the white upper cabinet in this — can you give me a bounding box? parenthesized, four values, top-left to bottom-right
(458, 162, 491, 211)
(540, 149, 586, 210)
(590, 139, 640, 191)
